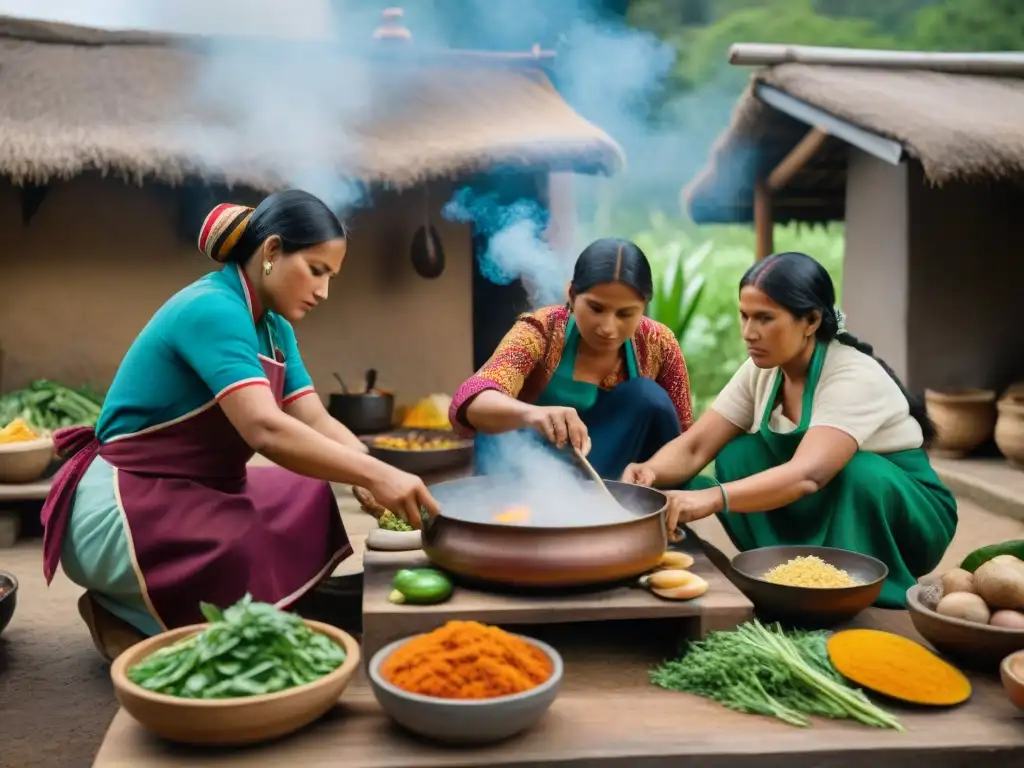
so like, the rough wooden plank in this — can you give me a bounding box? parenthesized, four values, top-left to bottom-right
(0, 479, 50, 501)
(92, 611, 1024, 768)
(360, 533, 754, 661)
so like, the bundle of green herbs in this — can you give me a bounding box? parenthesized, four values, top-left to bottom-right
(650, 620, 904, 730)
(127, 594, 347, 699)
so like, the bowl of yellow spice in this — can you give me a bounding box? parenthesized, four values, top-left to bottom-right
(730, 546, 888, 627)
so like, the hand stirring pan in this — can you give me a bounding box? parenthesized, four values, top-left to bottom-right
(569, 443, 686, 543)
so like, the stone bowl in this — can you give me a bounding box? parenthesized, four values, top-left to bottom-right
(110, 620, 361, 746)
(0, 570, 17, 636)
(0, 435, 55, 483)
(730, 545, 887, 628)
(368, 632, 563, 745)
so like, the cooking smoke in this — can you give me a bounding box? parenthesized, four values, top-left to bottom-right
(0, 0, 692, 512)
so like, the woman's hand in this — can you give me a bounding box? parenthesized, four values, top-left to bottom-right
(664, 488, 724, 537)
(621, 463, 656, 486)
(525, 405, 590, 454)
(365, 466, 441, 529)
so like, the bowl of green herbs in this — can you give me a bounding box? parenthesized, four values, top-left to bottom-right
(110, 594, 361, 746)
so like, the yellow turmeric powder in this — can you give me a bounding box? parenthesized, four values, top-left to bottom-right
(826, 629, 971, 706)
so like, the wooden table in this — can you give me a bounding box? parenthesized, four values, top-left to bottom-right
(360, 531, 754, 661)
(92, 609, 1024, 767)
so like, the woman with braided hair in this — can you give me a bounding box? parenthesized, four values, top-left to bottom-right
(40, 189, 440, 659)
(622, 251, 956, 608)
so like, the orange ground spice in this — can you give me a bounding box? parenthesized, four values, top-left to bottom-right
(380, 620, 553, 699)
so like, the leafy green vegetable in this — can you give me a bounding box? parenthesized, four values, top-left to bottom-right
(650, 620, 903, 731)
(126, 594, 346, 699)
(378, 510, 414, 532)
(960, 540, 1024, 573)
(0, 379, 104, 430)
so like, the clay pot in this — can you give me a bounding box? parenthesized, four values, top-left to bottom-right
(1001, 381, 1024, 403)
(925, 389, 997, 458)
(995, 396, 1024, 469)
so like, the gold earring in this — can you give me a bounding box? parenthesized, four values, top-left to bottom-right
(263, 261, 273, 276)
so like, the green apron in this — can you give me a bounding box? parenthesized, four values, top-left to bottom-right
(534, 316, 639, 410)
(700, 341, 957, 608)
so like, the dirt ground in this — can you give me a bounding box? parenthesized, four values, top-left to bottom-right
(1, 494, 1021, 768)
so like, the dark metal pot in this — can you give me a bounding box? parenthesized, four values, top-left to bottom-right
(328, 392, 394, 435)
(421, 476, 670, 588)
(327, 369, 394, 435)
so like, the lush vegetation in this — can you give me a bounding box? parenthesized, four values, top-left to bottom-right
(628, 219, 844, 414)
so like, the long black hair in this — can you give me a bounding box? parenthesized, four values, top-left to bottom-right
(570, 237, 654, 301)
(226, 189, 348, 265)
(741, 251, 934, 445)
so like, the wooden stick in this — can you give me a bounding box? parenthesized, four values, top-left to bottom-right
(753, 179, 774, 260)
(571, 446, 616, 501)
(767, 127, 828, 191)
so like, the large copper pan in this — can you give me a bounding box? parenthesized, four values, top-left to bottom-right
(420, 475, 670, 588)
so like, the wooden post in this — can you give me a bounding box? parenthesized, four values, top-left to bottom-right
(753, 126, 829, 261)
(768, 127, 828, 192)
(753, 179, 773, 261)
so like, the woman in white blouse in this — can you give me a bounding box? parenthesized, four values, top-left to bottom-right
(622, 251, 956, 607)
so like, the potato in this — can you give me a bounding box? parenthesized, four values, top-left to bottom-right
(989, 609, 1024, 630)
(648, 569, 693, 590)
(940, 568, 975, 596)
(991, 554, 1024, 570)
(652, 573, 709, 601)
(974, 560, 1024, 610)
(936, 591, 991, 624)
(657, 551, 695, 570)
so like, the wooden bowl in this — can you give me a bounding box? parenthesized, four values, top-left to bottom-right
(729, 546, 887, 627)
(0, 436, 55, 483)
(906, 585, 1024, 670)
(1000, 650, 1024, 710)
(110, 620, 361, 746)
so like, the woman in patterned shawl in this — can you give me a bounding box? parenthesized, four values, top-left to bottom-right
(449, 237, 694, 479)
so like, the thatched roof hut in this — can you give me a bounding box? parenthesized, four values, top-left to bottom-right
(0, 15, 624, 192)
(683, 45, 1024, 225)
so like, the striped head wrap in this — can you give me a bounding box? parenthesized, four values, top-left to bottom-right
(197, 203, 255, 263)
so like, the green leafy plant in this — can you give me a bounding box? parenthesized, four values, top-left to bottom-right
(634, 212, 710, 345)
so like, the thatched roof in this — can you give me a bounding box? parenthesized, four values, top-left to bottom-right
(0, 16, 624, 191)
(684, 55, 1024, 224)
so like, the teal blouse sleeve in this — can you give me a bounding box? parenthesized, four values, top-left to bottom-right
(274, 315, 315, 403)
(168, 292, 269, 399)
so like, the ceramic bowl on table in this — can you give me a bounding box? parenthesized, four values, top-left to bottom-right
(110, 620, 361, 746)
(0, 435, 55, 483)
(906, 584, 1024, 670)
(0, 570, 18, 636)
(729, 545, 888, 627)
(368, 633, 563, 745)
(1000, 649, 1024, 710)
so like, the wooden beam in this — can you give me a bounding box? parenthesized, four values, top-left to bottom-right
(767, 127, 828, 192)
(753, 179, 773, 261)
